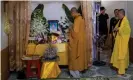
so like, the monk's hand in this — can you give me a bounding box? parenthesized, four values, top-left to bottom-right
(113, 28, 116, 32)
(116, 28, 119, 32)
(113, 27, 119, 32)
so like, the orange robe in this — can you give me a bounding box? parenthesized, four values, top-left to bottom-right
(68, 14, 88, 71)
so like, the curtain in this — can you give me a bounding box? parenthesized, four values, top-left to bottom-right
(81, 1, 93, 66)
(4, 1, 31, 71)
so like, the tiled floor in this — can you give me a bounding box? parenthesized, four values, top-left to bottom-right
(8, 65, 133, 80)
(8, 49, 133, 80)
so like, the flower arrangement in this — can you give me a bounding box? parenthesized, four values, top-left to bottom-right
(30, 4, 49, 39)
(42, 34, 58, 61)
(42, 44, 58, 61)
(30, 17, 49, 37)
(58, 16, 73, 42)
(35, 32, 48, 44)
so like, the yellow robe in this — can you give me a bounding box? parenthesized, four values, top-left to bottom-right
(111, 16, 131, 74)
(68, 14, 88, 71)
(40, 62, 61, 79)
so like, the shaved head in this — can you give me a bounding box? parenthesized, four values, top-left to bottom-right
(71, 7, 78, 13)
(118, 9, 125, 19)
(71, 7, 78, 17)
(119, 9, 125, 16)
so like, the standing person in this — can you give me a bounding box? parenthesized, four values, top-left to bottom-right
(98, 7, 109, 39)
(68, 7, 88, 78)
(110, 9, 119, 51)
(110, 9, 119, 34)
(110, 9, 131, 76)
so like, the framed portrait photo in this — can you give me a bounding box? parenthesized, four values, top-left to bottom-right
(48, 20, 59, 33)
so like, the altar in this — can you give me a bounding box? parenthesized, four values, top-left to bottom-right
(23, 1, 82, 79)
(26, 43, 68, 65)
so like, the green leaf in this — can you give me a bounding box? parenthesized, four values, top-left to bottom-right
(30, 4, 49, 37)
(78, 5, 82, 16)
(62, 4, 74, 23)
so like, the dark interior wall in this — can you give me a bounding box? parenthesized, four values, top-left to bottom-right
(1, 47, 9, 80)
(1, 1, 9, 80)
(129, 37, 133, 63)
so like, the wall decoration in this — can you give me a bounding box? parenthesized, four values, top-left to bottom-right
(30, 4, 49, 38)
(48, 20, 58, 33)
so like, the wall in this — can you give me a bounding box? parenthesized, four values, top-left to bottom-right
(0, 1, 1, 80)
(127, 1, 133, 64)
(1, 2, 9, 80)
(31, 1, 80, 20)
(101, 1, 127, 19)
(127, 1, 133, 37)
(1, 2, 8, 50)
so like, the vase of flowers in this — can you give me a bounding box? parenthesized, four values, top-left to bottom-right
(42, 34, 58, 61)
(42, 44, 58, 61)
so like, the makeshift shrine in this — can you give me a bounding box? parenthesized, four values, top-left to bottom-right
(25, 2, 81, 79)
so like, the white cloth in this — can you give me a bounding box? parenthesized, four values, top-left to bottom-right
(70, 70, 80, 78)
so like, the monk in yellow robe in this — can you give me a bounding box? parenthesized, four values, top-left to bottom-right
(110, 9, 131, 76)
(68, 7, 88, 78)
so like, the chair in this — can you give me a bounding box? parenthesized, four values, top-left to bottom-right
(22, 56, 41, 79)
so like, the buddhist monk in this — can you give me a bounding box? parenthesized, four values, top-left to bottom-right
(110, 9, 131, 76)
(68, 7, 88, 78)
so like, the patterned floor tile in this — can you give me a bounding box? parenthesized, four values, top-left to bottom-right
(96, 67, 117, 77)
(8, 49, 133, 80)
(58, 69, 70, 78)
(126, 67, 133, 75)
(82, 70, 96, 78)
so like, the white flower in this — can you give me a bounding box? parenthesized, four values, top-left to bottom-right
(30, 16, 48, 37)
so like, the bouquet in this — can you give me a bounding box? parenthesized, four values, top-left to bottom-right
(42, 44, 58, 61)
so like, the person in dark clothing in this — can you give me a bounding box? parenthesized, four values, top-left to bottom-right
(98, 7, 109, 36)
(110, 9, 119, 34)
(110, 9, 119, 51)
(97, 6, 109, 46)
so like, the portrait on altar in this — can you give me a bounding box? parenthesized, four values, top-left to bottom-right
(49, 20, 58, 33)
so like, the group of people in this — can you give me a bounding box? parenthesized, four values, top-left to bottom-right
(98, 7, 131, 76)
(68, 6, 131, 78)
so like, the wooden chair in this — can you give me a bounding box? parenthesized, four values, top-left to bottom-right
(22, 55, 41, 79)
